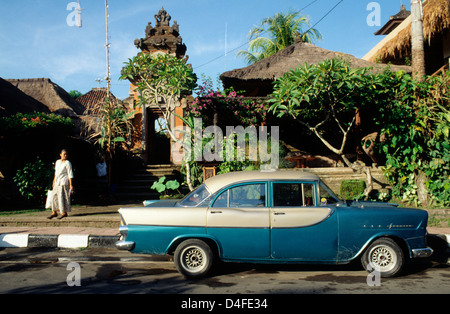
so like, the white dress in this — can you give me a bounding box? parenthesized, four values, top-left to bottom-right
(51, 160, 74, 214)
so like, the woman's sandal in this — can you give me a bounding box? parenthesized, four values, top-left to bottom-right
(47, 212, 58, 219)
(57, 213, 68, 219)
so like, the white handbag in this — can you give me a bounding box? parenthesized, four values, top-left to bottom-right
(45, 190, 54, 209)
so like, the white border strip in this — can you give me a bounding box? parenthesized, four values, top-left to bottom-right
(57, 234, 89, 248)
(0, 234, 29, 248)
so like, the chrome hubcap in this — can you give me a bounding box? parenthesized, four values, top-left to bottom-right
(182, 247, 205, 271)
(369, 245, 396, 271)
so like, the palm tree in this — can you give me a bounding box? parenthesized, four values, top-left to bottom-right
(237, 10, 322, 65)
(410, 0, 426, 80)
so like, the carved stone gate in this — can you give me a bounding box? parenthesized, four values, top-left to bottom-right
(127, 7, 189, 165)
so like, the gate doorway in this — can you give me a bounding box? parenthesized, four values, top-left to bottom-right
(146, 108, 171, 164)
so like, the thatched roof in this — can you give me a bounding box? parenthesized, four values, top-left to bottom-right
(366, 0, 450, 63)
(374, 5, 411, 36)
(220, 41, 411, 96)
(5, 78, 85, 117)
(221, 42, 410, 81)
(0, 77, 50, 117)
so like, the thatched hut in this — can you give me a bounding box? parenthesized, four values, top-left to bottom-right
(220, 41, 411, 97)
(364, 0, 450, 75)
(5, 78, 85, 117)
(0, 77, 50, 117)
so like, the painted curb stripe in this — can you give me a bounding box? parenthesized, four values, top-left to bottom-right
(0, 234, 29, 248)
(0, 234, 118, 248)
(57, 234, 89, 248)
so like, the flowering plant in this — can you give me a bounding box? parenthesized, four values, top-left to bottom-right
(0, 112, 73, 133)
(188, 78, 269, 126)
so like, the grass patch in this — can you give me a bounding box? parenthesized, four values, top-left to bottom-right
(428, 214, 450, 228)
(0, 208, 47, 216)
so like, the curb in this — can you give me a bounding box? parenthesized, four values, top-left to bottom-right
(0, 234, 120, 249)
(1, 233, 449, 251)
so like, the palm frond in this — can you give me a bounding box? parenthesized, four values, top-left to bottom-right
(237, 10, 322, 65)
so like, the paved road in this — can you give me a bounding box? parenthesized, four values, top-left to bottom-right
(0, 247, 449, 296)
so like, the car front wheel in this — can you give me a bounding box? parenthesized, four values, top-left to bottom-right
(361, 237, 405, 278)
(174, 239, 214, 278)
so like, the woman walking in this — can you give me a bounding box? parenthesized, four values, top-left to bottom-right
(48, 149, 74, 219)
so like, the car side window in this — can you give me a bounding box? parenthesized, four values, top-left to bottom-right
(212, 183, 266, 208)
(273, 182, 316, 207)
(319, 183, 340, 206)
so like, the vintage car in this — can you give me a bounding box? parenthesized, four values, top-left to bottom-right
(116, 170, 433, 278)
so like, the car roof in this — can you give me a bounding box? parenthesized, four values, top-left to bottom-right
(204, 170, 320, 194)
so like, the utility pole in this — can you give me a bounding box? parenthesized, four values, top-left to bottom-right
(104, 0, 111, 97)
(411, 0, 426, 80)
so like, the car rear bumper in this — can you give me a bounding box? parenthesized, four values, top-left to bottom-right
(116, 225, 135, 250)
(412, 247, 433, 258)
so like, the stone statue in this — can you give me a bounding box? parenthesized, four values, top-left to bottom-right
(155, 7, 171, 27)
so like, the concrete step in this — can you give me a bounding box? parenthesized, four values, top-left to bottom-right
(115, 164, 183, 202)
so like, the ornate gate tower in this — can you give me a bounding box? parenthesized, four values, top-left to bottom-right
(128, 7, 189, 164)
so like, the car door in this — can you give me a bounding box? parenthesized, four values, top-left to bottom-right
(207, 182, 270, 259)
(270, 181, 338, 262)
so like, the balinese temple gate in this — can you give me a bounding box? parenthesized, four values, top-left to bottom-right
(127, 7, 189, 165)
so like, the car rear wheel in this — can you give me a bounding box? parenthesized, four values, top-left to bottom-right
(174, 239, 214, 278)
(361, 237, 404, 278)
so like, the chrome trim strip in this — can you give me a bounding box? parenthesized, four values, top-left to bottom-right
(119, 225, 128, 235)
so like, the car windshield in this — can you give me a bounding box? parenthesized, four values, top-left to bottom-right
(319, 181, 342, 206)
(178, 184, 212, 207)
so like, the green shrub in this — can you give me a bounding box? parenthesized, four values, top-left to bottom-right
(340, 180, 366, 200)
(13, 158, 53, 202)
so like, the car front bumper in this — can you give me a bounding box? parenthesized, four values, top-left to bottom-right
(412, 247, 433, 258)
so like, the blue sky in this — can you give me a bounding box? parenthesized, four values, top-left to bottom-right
(0, 0, 408, 100)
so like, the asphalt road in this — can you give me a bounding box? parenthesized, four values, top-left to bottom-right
(0, 247, 449, 297)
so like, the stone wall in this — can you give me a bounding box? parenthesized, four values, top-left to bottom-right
(284, 167, 390, 195)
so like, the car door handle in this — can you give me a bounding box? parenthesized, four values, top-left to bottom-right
(210, 210, 222, 214)
(274, 212, 285, 215)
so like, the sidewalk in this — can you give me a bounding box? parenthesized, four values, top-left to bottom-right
(0, 202, 449, 250)
(0, 202, 140, 248)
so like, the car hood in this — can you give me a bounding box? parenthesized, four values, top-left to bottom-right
(346, 200, 399, 208)
(338, 200, 429, 231)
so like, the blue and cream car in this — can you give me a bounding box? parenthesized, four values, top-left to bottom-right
(116, 170, 432, 278)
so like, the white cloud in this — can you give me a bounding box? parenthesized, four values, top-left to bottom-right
(39, 49, 104, 81)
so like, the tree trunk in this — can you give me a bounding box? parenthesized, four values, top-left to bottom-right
(411, 0, 426, 80)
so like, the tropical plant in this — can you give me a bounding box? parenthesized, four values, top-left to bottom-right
(268, 58, 371, 167)
(121, 53, 197, 140)
(0, 112, 74, 176)
(151, 176, 182, 198)
(188, 87, 268, 127)
(87, 97, 134, 185)
(121, 53, 197, 190)
(13, 158, 53, 202)
(95, 98, 134, 156)
(237, 10, 322, 64)
(378, 72, 450, 207)
(69, 90, 83, 99)
(0, 112, 74, 136)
